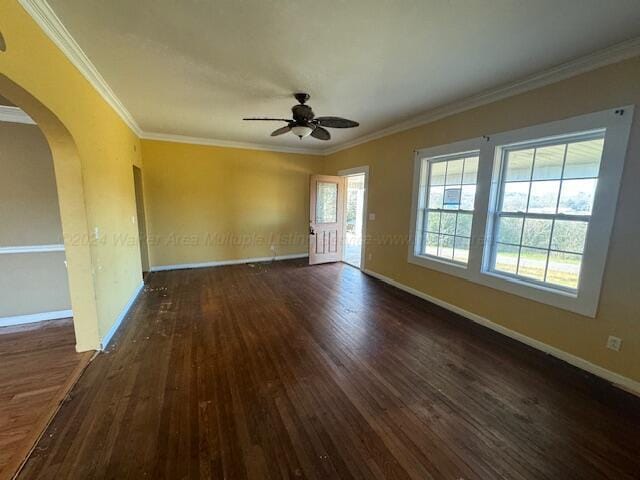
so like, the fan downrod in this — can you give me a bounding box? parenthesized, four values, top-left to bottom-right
(294, 92, 310, 105)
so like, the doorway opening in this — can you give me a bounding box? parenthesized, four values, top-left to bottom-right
(0, 91, 92, 480)
(340, 167, 368, 269)
(132, 166, 149, 276)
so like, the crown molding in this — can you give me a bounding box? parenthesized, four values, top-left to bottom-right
(19, 0, 640, 158)
(139, 131, 324, 155)
(322, 36, 640, 156)
(18, 0, 142, 135)
(0, 105, 36, 124)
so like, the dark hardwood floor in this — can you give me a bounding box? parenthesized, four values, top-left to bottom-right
(0, 319, 91, 480)
(18, 260, 640, 479)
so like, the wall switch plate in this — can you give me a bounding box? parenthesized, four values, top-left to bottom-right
(606, 336, 622, 351)
(368, 213, 376, 221)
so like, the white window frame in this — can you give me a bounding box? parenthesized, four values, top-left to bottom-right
(408, 106, 634, 317)
(408, 137, 482, 277)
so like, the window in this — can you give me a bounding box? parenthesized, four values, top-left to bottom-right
(409, 106, 633, 317)
(419, 153, 479, 264)
(489, 132, 604, 291)
(316, 181, 338, 223)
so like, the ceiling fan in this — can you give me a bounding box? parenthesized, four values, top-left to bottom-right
(243, 93, 359, 140)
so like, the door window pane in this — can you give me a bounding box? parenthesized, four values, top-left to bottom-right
(316, 182, 337, 224)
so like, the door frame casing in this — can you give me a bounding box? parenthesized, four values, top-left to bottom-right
(338, 165, 369, 270)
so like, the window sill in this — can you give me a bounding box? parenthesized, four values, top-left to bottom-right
(407, 248, 596, 317)
(407, 251, 471, 280)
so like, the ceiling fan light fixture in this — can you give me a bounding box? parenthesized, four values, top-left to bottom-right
(291, 124, 313, 138)
(243, 93, 359, 141)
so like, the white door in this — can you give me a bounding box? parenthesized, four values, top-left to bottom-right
(309, 175, 344, 265)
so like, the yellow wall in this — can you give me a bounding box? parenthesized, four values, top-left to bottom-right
(141, 140, 320, 267)
(0, 0, 142, 349)
(324, 57, 640, 384)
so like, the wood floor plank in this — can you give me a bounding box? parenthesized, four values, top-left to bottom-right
(0, 319, 91, 480)
(16, 260, 640, 479)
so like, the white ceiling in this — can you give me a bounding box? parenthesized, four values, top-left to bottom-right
(46, 0, 640, 152)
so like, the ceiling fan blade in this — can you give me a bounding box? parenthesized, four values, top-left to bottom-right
(271, 125, 291, 136)
(243, 117, 291, 122)
(311, 126, 331, 141)
(315, 116, 359, 128)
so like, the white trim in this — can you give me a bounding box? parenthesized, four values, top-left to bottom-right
(139, 131, 324, 156)
(0, 105, 36, 124)
(408, 137, 483, 277)
(17, 0, 142, 135)
(408, 107, 634, 317)
(364, 268, 640, 397)
(100, 281, 144, 350)
(0, 244, 65, 254)
(338, 166, 370, 270)
(0, 309, 72, 328)
(150, 253, 308, 272)
(323, 37, 640, 156)
(17, 1, 640, 157)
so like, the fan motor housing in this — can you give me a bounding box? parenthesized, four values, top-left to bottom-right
(292, 104, 314, 122)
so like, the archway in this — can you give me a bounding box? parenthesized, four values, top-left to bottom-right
(0, 74, 100, 351)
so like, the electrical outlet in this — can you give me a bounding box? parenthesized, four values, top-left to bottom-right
(368, 213, 376, 221)
(606, 336, 622, 352)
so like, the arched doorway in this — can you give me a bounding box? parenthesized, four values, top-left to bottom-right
(0, 74, 100, 479)
(0, 74, 100, 350)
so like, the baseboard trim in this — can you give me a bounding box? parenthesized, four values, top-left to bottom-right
(150, 253, 309, 272)
(100, 281, 144, 350)
(363, 268, 640, 397)
(0, 309, 72, 328)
